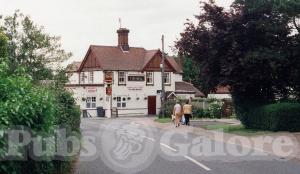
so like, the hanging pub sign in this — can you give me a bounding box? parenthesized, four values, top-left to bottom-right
(106, 86, 112, 96)
(105, 72, 113, 84)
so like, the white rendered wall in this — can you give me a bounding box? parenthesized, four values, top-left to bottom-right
(67, 70, 183, 117)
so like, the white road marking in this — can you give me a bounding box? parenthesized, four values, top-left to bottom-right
(142, 136, 155, 142)
(108, 123, 212, 171)
(184, 155, 211, 171)
(160, 143, 178, 152)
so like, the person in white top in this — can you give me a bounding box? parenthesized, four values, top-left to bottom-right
(173, 101, 182, 127)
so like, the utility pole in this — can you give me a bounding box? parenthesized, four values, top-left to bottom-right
(160, 35, 166, 118)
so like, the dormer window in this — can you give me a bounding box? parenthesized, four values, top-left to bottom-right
(118, 71, 126, 85)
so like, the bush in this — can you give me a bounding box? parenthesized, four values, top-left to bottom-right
(164, 100, 176, 118)
(192, 108, 210, 118)
(0, 64, 81, 174)
(208, 102, 222, 119)
(242, 102, 300, 132)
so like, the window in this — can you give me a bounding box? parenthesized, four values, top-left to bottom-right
(118, 71, 126, 85)
(146, 72, 154, 85)
(88, 71, 94, 84)
(117, 97, 127, 108)
(80, 72, 86, 84)
(86, 97, 96, 108)
(128, 76, 145, 81)
(163, 72, 171, 84)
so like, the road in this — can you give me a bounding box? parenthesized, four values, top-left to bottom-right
(75, 118, 300, 174)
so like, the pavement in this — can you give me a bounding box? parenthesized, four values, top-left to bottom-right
(75, 117, 300, 174)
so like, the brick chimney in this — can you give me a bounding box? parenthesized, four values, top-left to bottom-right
(117, 28, 130, 51)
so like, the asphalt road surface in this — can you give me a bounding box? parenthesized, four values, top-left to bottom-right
(76, 118, 300, 174)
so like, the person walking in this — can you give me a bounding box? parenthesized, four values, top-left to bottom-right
(183, 100, 192, 126)
(173, 100, 182, 127)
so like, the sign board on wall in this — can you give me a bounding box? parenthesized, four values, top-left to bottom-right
(86, 87, 97, 93)
(127, 86, 143, 91)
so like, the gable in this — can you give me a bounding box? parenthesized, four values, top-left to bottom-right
(80, 48, 102, 71)
(143, 54, 175, 72)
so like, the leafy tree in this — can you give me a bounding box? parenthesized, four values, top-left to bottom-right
(0, 31, 8, 61)
(175, 0, 300, 124)
(182, 57, 202, 88)
(0, 10, 72, 81)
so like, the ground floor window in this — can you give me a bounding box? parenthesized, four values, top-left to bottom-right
(86, 97, 96, 108)
(117, 97, 127, 108)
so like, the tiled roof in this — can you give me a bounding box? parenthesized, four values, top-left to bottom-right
(167, 56, 183, 74)
(175, 81, 205, 97)
(213, 86, 231, 94)
(78, 45, 182, 73)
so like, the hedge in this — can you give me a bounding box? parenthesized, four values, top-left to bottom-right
(241, 102, 300, 132)
(0, 64, 81, 174)
(164, 100, 223, 119)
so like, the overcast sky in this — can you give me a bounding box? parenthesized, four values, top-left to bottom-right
(0, 0, 233, 64)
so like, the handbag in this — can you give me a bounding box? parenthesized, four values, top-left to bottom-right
(171, 114, 175, 121)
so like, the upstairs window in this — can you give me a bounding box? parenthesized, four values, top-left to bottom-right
(163, 72, 171, 85)
(146, 72, 154, 85)
(89, 71, 94, 84)
(80, 72, 86, 84)
(86, 97, 96, 108)
(118, 71, 126, 85)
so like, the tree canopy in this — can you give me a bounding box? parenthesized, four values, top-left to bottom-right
(0, 10, 72, 81)
(176, 0, 300, 105)
(0, 31, 8, 61)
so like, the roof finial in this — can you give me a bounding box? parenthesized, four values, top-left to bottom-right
(119, 18, 122, 29)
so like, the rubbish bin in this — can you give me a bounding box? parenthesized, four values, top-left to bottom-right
(97, 107, 105, 117)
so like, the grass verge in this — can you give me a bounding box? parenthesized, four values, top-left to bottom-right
(205, 124, 273, 136)
(154, 117, 172, 123)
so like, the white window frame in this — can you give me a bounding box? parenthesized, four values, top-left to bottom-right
(118, 71, 126, 85)
(80, 72, 86, 84)
(86, 97, 96, 108)
(117, 97, 127, 108)
(146, 72, 154, 85)
(164, 72, 171, 85)
(88, 71, 94, 84)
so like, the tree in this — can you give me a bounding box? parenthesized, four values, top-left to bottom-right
(182, 57, 202, 88)
(0, 31, 8, 61)
(175, 0, 300, 119)
(0, 10, 72, 81)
